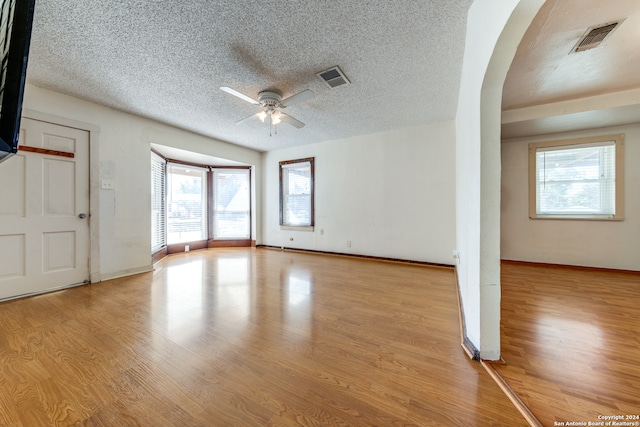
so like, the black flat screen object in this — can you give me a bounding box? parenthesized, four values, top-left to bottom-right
(0, 0, 36, 163)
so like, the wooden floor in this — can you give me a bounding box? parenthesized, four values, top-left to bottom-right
(0, 248, 528, 426)
(498, 261, 640, 427)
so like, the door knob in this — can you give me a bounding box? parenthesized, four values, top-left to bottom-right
(78, 213, 87, 219)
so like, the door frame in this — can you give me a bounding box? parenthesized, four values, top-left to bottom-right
(22, 108, 102, 283)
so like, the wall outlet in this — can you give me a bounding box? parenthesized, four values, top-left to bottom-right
(346, 240, 351, 247)
(185, 245, 190, 252)
(453, 249, 460, 261)
(289, 237, 294, 241)
(101, 179, 114, 190)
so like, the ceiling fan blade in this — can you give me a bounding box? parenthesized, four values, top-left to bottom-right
(281, 89, 315, 107)
(279, 113, 305, 128)
(236, 113, 259, 124)
(221, 87, 259, 105)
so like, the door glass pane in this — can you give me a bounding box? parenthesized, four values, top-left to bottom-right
(213, 169, 250, 239)
(167, 164, 207, 244)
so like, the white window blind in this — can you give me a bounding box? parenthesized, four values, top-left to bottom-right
(151, 152, 166, 252)
(166, 163, 208, 244)
(212, 169, 250, 239)
(535, 141, 616, 217)
(280, 159, 313, 227)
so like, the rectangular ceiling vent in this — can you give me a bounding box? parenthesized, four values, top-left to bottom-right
(572, 21, 620, 53)
(317, 66, 350, 88)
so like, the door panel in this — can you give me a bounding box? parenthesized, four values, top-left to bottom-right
(43, 158, 76, 215)
(0, 154, 25, 216)
(43, 231, 76, 272)
(0, 234, 25, 279)
(0, 118, 89, 299)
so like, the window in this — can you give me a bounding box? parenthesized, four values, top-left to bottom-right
(166, 164, 208, 244)
(150, 151, 254, 252)
(280, 158, 314, 228)
(212, 169, 251, 239)
(151, 152, 166, 252)
(529, 134, 624, 220)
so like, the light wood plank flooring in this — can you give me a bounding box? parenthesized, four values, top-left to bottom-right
(0, 248, 528, 426)
(498, 261, 640, 427)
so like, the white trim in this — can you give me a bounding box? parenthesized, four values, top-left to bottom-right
(531, 214, 621, 221)
(528, 133, 624, 220)
(95, 265, 154, 282)
(22, 108, 101, 134)
(280, 225, 314, 232)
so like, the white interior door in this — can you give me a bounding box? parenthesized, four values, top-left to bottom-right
(0, 118, 90, 300)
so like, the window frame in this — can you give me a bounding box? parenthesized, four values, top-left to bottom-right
(528, 134, 624, 221)
(150, 150, 253, 255)
(279, 157, 315, 230)
(151, 151, 167, 252)
(211, 168, 252, 240)
(166, 162, 209, 245)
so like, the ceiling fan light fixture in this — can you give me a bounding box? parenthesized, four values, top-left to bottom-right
(257, 111, 268, 122)
(271, 111, 282, 124)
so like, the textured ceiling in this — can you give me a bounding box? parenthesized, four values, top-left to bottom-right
(503, 0, 640, 110)
(27, 0, 473, 152)
(502, 0, 640, 139)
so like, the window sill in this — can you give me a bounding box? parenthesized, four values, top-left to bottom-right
(280, 225, 315, 232)
(530, 214, 623, 221)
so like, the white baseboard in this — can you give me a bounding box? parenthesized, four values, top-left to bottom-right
(93, 264, 154, 282)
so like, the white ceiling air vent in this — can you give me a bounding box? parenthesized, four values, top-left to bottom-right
(572, 21, 620, 53)
(317, 66, 350, 88)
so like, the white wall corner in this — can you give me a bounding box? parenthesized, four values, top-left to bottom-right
(456, 0, 545, 360)
(479, 282, 501, 361)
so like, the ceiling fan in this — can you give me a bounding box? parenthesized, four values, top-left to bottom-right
(220, 86, 315, 130)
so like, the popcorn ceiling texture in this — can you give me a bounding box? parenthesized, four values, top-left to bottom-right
(28, 0, 473, 152)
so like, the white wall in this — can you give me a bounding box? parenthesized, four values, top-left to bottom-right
(22, 84, 262, 282)
(262, 122, 456, 265)
(502, 123, 640, 271)
(456, 0, 544, 360)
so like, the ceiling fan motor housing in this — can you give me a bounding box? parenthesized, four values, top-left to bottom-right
(258, 91, 283, 108)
